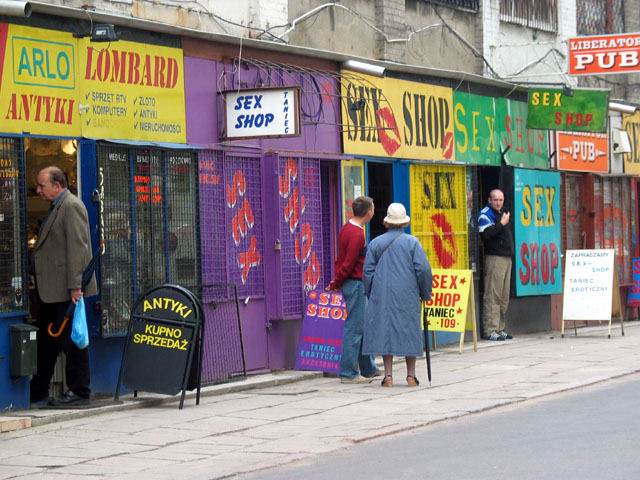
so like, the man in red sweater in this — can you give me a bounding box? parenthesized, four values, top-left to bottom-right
(328, 196, 380, 383)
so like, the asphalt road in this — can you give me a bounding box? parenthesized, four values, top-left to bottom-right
(236, 372, 640, 480)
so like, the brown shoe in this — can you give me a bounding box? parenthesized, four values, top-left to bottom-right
(341, 376, 373, 384)
(406, 375, 420, 387)
(381, 375, 393, 387)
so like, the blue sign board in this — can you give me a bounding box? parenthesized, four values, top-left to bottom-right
(514, 169, 562, 296)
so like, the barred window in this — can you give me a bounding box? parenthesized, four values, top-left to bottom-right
(500, 0, 558, 33)
(0, 137, 26, 314)
(98, 144, 200, 336)
(577, 0, 624, 35)
(418, 0, 479, 12)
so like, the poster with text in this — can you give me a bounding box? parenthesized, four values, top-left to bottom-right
(563, 249, 615, 320)
(514, 168, 562, 295)
(423, 269, 473, 332)
(495, 98, 548, 169)
(453, 92, 500, 165)
(294, 290, 346, 374)
(628, 258, 640, 306)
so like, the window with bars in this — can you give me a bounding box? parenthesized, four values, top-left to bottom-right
(594, 175, 633, 284)
(97, 144, 200, 336)
(419, 0, 479, 11)
(500, 0, 558, 33)
(577, 0, 624, 35)
(0, 137, 26, 314)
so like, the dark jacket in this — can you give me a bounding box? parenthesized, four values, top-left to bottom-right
(478, 204, 514, 257)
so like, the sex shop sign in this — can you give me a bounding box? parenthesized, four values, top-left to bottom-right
(514, 169, 562, 296)
(294, 290, 346, 375)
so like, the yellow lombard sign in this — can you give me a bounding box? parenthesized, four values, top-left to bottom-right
(78, 37, 186, 142)
(0, 24, 187, 142)
(341, 72, 455, 160)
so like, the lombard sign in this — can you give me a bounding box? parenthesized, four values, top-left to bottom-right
(223, 87, 300, 139)
(556, 131, 609, 173)
(527, 88, 609, 132)
(569, 33, 640, 75)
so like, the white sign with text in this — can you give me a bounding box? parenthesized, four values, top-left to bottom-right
(224, 87, 300, 139)
(562, 249, 615, 320)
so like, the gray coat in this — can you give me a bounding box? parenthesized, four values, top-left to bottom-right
(362, 228, 432, 356)
(33, 190, 97, 303)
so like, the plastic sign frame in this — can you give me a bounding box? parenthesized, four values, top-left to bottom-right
(223, 86, 301, 140)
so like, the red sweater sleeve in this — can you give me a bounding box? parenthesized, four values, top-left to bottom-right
(329, 223, 365, 290)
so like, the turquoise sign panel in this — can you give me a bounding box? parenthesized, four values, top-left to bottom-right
(453, 92, 500, 165)
(495, 98, 548, 169)
(514, 168, 562, 296)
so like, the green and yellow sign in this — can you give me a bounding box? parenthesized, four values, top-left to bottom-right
(527, 88, 609, 132)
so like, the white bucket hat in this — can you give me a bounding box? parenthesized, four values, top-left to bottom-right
(384, 203, 410, 225)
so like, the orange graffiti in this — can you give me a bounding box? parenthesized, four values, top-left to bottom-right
(295, 223, 314, 264)
(303, 252, 321, 291)
(226, 170, 246, 207)
(279, 158, 298, 198)
(284, 187, 306, 233)
(232, 197, 255, 246)
(238, 235, 261, 284)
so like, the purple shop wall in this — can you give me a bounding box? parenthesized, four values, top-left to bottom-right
(184, 57, 341, 154)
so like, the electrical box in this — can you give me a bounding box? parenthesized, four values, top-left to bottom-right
(10, 324, 38, 377)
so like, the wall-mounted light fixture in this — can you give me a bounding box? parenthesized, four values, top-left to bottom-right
(0, 1, 31, 17)
(609, 101, 637, 115)
(74, 24, 120, 42)
(341, 59, 385, 78)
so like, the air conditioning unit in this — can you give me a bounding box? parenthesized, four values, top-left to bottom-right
(612, 129, 632, 154)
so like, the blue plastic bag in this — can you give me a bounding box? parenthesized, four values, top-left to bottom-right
(71, 297, 89, 349)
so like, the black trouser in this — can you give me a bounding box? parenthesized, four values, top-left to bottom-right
(30, 301, 91, 401)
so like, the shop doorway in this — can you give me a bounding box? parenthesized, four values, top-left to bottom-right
(367, 162, 393, 240)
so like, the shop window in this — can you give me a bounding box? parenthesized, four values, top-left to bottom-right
(500, 0, 558, 32)
(410, 163, 469, 270)
(594, 176, 633, 284)
(0, 137, 26, 314)
(97, 144, 200, 336)
(577, 0, 624, 35)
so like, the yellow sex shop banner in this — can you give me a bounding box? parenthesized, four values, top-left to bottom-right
(410, 163, 468, 269)
(423, 269, 473, 332)
(341, 72, 454, 161)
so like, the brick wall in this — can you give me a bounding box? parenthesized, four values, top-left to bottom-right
(374, 0, 406, 62)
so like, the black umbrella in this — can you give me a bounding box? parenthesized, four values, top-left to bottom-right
(423, 305, 432, 385)
(48, 240, 106, 338)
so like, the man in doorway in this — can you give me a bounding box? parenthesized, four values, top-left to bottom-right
(30, 166, 97, 406)
(328, 196, 380, 383)
(478, 189, 514, 341)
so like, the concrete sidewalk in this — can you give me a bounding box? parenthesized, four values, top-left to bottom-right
(0, 321, 637, 479)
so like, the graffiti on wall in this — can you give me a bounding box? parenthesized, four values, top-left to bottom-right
(279, 158, 321, 292)
(227, 169, 261, 284)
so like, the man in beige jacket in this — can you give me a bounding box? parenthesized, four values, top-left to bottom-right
(30, 166, 97, 407)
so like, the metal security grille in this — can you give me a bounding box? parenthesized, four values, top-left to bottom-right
(134, 149, 166, 296)
(428, 0, 479, 11)
(166, 151, 200, 287)
(98, 145, 201, 336)
(188, 283, 247, 385)
(225, 154, 264, 299)
(500, 0, 558, 32)
(564, 174, 584, 250)
(278, 155, 327, 317)
(594, 176, 633, 284)
(577, 0, 624, 35)
(98, 145, 134, 335)
(320, 162, 333, 284)
(199, 149, 227, 286)
(410, 163, 469, 270)
(0, 137, 26, 314)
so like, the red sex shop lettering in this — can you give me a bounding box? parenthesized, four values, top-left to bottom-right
(295, 290, 346, 375)
(227, 170, 261, 284)
(423, 271, 470, 332)
(279, 158, 320, 291)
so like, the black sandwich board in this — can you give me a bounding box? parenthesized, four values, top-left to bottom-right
(115, 284, 204, 409)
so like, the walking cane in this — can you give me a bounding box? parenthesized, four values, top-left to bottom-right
(423, 302, 432, 385)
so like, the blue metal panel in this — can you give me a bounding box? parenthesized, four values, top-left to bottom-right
(0, 316, 30, 410)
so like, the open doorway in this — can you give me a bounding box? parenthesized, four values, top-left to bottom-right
(25, 138, 78, 250)
(367, 162, 393, 240)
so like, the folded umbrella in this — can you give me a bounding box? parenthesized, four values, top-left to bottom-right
(48, 240, 106, 338)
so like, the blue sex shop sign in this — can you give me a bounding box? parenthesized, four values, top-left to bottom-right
(223, 86, 301, 139)
(514, 168, 562, 296)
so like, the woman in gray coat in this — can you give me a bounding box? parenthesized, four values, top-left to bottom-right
(362, 203, 432, 387)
